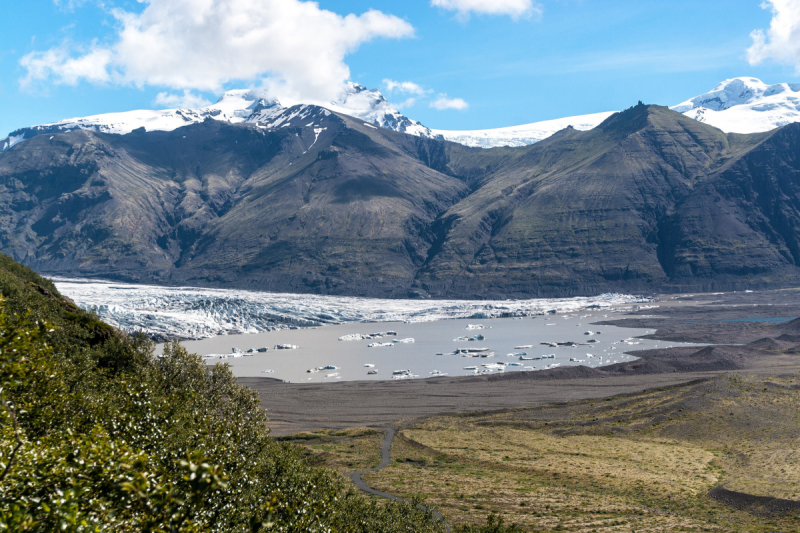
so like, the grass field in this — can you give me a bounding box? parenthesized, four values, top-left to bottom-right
(291, 374, 800, 532)
(277, 427, 386, 474)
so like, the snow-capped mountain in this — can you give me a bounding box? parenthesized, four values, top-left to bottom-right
(326, 84, 433, 137)
(671, 77, 800, 134)
(435, 77, 800, 147)
(431, 111, 616, 148)
(1, 83, 434, 151)
(6, 76, 800, 152)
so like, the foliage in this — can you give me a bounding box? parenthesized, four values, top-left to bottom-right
(0, 254, 447, 532)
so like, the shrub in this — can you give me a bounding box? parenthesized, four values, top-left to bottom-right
(0, 254, 446, 532)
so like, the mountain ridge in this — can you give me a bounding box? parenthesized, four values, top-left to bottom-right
(2, 102, 800, 298)
(7, 77, 800, 152)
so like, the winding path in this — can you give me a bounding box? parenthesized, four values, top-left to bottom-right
(348, 428, 450, 531)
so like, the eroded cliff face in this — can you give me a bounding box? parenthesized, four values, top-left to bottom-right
(1, 104, 800, 298)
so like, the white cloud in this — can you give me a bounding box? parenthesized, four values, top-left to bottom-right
(21, 0, 414, 104)
(430, 0, 541, 20)
(747, 0, 800, 71)
(430, 94, 469, 110)
(394, 97, 417, 109)
(21, 45, 113, 87)
(154, 90, 212, 108)
(383, 79, 429, 95)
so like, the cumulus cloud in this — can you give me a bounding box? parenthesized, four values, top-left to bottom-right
(21, 0, 414, 104)
(21, 45, 113, 87)
(154, 90, 212, 108)
(383, 79, 429, 95)
(747, 0, 800, 70)
(430, 94, 469, 110)
(430, 0, 541, 20)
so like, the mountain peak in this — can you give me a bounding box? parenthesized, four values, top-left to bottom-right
(2, 83, 435, 151)
(671, 77, 800, 133)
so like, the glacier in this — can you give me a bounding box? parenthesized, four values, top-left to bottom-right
(670, 77, 800, 134)
(431, 111, 616, 148)
(53, 278, 651, 341)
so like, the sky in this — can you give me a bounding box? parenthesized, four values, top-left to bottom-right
(2, 0, 800, 136)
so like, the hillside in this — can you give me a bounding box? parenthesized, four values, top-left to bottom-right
(0, 252, 446, 531)
(1, 103, 800, 297)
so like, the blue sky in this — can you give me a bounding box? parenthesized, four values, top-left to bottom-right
(2, 0, 799, 136)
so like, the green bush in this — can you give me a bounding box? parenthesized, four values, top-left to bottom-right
(0, 254, 446, 532)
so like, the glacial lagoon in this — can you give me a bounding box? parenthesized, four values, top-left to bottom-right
(168, 316, 699, 382)
(53, 278, 700, 382)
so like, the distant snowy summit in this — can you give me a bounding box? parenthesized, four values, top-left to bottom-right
(437, 77, 800, 147)
(431, 111, 616, 148)
(1, 82, 434, 151)
(5, 77, 800, 151)
(670, 77, 800, 134)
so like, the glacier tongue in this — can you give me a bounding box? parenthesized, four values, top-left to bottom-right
(53, 278, 650, 341)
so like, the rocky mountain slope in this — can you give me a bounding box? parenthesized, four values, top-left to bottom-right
(1, 103, 799, 298)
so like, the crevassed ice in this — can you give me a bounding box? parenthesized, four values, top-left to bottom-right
(53, 278, 650, 341)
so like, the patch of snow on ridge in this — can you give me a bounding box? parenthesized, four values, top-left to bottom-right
(432, 111, 616, 148)
(53, 278, 651, 341)
(3, 135, 25, 150)
(671, 77, 800, 133)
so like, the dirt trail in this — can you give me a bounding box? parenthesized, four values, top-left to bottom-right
(348, 428, 450, 531)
